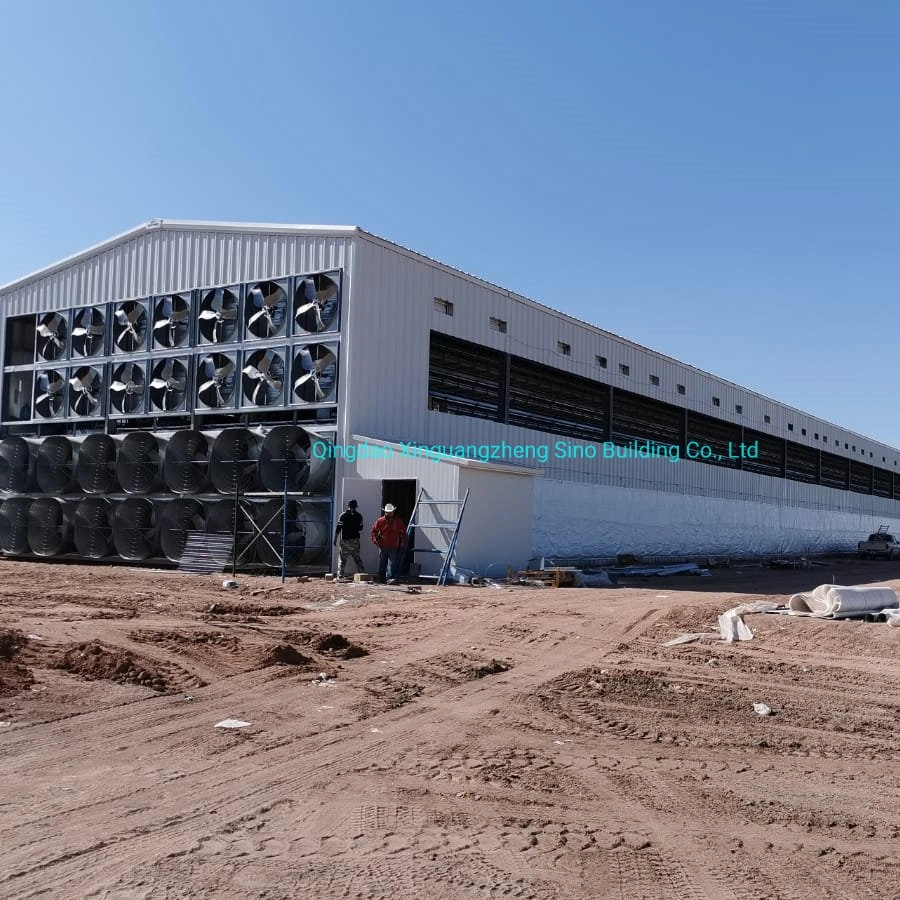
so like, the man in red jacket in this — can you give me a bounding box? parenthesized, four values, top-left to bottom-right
(371, 503, 406, 584)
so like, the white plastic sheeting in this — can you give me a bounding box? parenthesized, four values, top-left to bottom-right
(788, 584, 898, 618)
(532, 478, 900, 558)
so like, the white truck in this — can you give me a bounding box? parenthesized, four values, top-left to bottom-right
(858, 526, 900, 560)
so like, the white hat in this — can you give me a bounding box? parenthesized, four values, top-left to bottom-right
(383, 503, 396, 513)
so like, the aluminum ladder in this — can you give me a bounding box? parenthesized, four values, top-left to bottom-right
(405, 488, 469, 586)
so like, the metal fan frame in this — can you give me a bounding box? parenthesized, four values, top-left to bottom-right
(152, 291, 193, 350)
(33, 368, 68, 420)
(196, 352, 238, 411)
(240, 346, 286, 409)
(292, 270, 342, 336)
(111, 299, 149, 355)
(290, 342, 339, 406)
(71, 305, 107, 358)
(68, 365, 105, 418)
(109, 359, 148, 417)
(148, 356, 190, 414)
(244, 278, 290, 341)
(35, 310, 70, 363)
(198, 284, 242, 345)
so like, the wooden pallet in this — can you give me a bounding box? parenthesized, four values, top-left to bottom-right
(516, 568, 578, 588)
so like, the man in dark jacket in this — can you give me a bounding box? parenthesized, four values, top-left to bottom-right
(333, 499, 365, 580)
(370, 503, 406, 584)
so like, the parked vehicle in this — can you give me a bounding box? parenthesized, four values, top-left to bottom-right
(858, 526, 900, 559)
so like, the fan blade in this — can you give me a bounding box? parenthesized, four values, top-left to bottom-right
(169, 379, 186, 392)
(219, 307, 237, 320)
(295, 301, 318, 317)
(243, 365, 263, 381)
(171, 308, 189, 322)
(153, 318, 174, 333)
(150, 378, 168, 390)
(111, 381, 128, 392)
(252, 381, 267, 405)
(216, 362, 234, 379)
(248, 287, 265, 309)
(199, 309, 220, 321)
(248, 308, 271, 328)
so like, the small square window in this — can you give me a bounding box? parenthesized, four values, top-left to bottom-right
(852, 445, 856, 452)
(677, 384, 685, 395)
(823, 435, 827, 442)
(814, 433, 819, 440)
(735, 404, 742, 414)
(649, 374, 660, 386)
(883, 456, 887, 463)
(557, 341, 571, 356)
(619, 363, 630, 376)
(836, 439, 839, 446)
(801, 428, 807, 436)
(489, 317, 507, 333)
(788, 424, 794, 431)
(764, 414, 771, 424)
(433, 297, 453, 316)
(845, 443, 849, 449)
(596, 355, 607, 368)
(428, 396, 447, 412)
(712, 397, 720, 407)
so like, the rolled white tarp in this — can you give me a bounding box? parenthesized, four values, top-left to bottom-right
(788, 584, 898, 618)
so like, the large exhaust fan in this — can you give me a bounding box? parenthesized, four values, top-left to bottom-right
(113, 300, 148, 353)
(160, 498, 206, 562)
(28, 498, 73, 557)
(245, 280, 288, 339)
(210, 428, 262, 493)
(117, 431, 165, 494)
(36, 312, 68, 361)
(292, 344, 337, 404)
(241, 348, 284, 407)
(112, 498, 159, 561)
(0, 437, 36, 493)
(149, 358, 188, 413)
(72, 306, 106, 357)
(110, 362, 146, 415)
(153, 293, 191, 348)
(198, 287, 239, 344)
(69, 366, 103, 416)
(0, 497, 33, 555)
(74, 497, 116, 559)
(255, 499, 330, 568)
(258, 426, 332, 493)
(34, 369, 67, 419)
(197, 353, 236, 409)
(294, 272, 340, 334)
(35, 436, 77, 494)
(75, 434, 119, 493)
(163, 430, 210, 494)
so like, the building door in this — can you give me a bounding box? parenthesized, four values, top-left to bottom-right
(381, 478, 417, 575)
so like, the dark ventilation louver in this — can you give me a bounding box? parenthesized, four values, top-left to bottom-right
(294, 272, 340, 334)
(292, 344, 337, 403)
(113, 300, 148, 353)
(69, 366, 103, 416)
(197, 353, 236, 409)
(72, 307, 105, 357)
(242, 348, 285, 406)
(199, 287, 240, 344)
(152, 293, 191, 348)
(110, 362, 146, 415)
(245, 280, 288, 339)
(149, 358, 188, 412)
(34, 369, 66, 419)
(36, 312, 68, 361)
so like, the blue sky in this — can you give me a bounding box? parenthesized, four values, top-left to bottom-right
(2, 1, 899, 446)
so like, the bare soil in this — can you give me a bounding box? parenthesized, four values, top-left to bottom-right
(3, 557, 900, 898)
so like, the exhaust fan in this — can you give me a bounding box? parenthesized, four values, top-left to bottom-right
(113, 300, 148, 353)
(72, 306, 105, 357)
(241, 348, 284, 406)
(69, 366, 103, 416)
(36, 312, 68, 361)
(153, 293, 190, 348)
(198, 286, 239, 344)
(294, 272, 340, 334)
(34, 369, 66, 419)
(110, 362, 146, 415)
(292, 344, 337, 403)
(197, 353, 236, 409)
(245, 279, 288, 339)
(149, 358, 188, 412)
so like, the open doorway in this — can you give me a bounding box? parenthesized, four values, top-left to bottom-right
(381, 478, 417, 575)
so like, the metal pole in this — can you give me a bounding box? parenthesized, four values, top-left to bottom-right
(231, 477, 240, 578)
(281, 472, 288, 583)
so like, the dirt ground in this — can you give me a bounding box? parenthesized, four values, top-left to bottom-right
(3, 557, 900, 899)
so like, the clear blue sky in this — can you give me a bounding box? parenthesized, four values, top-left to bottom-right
(2, 1, 898, 447)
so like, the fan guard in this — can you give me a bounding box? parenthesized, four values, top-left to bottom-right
(242, 348, 285, 407)
(149, 358, 188, 412)
(198, 287, 240, 344)
(153, 293, 191, 348)
(34, 369, 66, 419)
(197, 354, 236, 409)
(113, 301, 148, 353)
(294, 272, 340, 334)
(72, 306, 106, 357)
(292, 344, 338, 403)
(110, 362, 146, 415)
(36, 312, 68, 361)
(69, 367, 103, 416)
(245, 280, 288, 339)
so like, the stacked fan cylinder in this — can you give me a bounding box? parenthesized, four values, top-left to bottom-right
(0, 425, 332, 568)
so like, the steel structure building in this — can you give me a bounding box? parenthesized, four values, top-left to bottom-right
(1, 219, 898, 574)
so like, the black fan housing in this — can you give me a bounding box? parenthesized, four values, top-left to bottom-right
(197, 353, 236, 409)
(110, 362, 146, 414)
(292, 344, 338, 403)
(149, 358, 188, 412)
(198, 287, 240, 344)
(245, 280, 288, 339)
(36, 312, 68, 361)
(153, 294, 190, 348)
(34, 369, 66, 418)
(69, 366, 103, 416)
(113, 301, 148, 353)
(242, 348, 285, 407)
(72, 306, 106, 357)
(294, 272, 340, 334)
